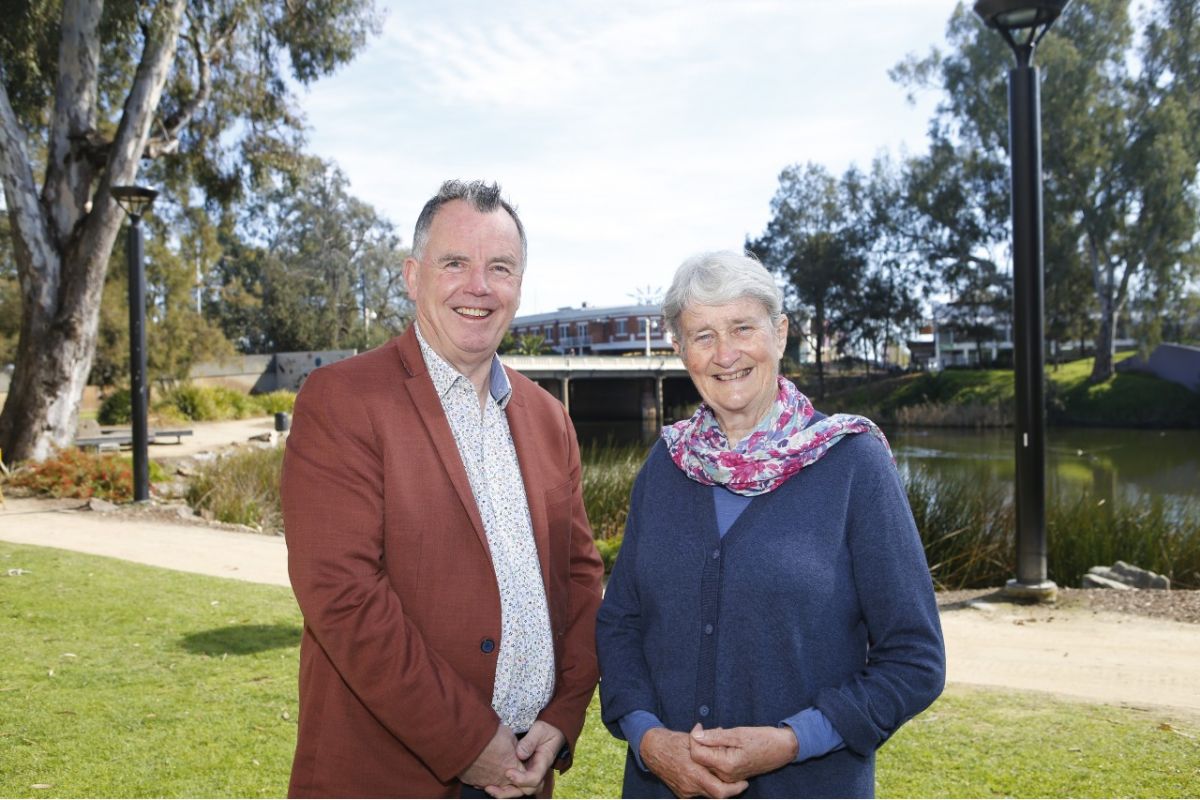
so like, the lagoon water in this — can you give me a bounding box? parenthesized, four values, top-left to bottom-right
(575, 421, 1200, 516)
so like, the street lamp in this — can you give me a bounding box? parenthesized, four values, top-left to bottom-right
(973, 0, 1067, 602)
(111, 184, 159, 503)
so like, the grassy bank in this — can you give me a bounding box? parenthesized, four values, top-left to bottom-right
(823, 354, 1200, 429)
(1, 544, 1198, 798)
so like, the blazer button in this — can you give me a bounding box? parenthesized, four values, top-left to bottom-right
(480, 638, 496, 654)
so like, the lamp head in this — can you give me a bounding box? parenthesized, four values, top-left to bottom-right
(974, 0, 1066, 30)
(110, 185, 159, 218)
(974, 0, 1067, 64)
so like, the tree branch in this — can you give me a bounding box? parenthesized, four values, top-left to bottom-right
(41, 0, 102, 249)
(65, 0, 188, 318)
(0, 76, 58, 316)
(144, 6, 232, 160)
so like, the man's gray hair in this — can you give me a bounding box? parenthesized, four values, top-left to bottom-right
(411, 180, 527, 266)
(662, 250, 785, 345)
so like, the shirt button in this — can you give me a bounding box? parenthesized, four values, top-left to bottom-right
(704, 624, 714, 635)
(480, 638, 496, 654)
(699, 705, 710, 717)
(711, 549, 720, 560)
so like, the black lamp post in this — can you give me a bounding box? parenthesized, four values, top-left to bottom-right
(973, 0, 1066, 602)
(111, 184, 159, 502)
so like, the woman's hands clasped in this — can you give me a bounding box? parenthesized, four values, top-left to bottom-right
(639, 723, 798, 798)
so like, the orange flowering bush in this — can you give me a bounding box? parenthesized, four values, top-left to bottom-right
(8, 448, 135, 502)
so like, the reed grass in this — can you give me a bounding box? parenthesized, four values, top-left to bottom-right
(186, 444, 285, 534)
(579, 441, 646, 541)
(906, 469, 1200, 590)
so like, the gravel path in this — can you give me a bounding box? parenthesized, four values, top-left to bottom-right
(938, 586, 1200, 625)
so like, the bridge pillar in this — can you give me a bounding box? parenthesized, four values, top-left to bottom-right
(562, 376, 570, 415)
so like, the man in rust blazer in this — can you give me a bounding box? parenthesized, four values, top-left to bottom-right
(281, 180, 604, 798)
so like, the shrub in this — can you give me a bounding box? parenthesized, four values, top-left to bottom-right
(251, 390, 296, 415)
(6, 449, 165, 503)
(187, 444, 285, 533)
(98, 389, 132, 425)
(594, 534, 623, 573)
(155, 383, 285, 422)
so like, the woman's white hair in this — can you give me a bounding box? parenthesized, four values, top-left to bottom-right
(661, 250, 784, 345)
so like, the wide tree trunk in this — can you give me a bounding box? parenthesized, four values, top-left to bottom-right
(0, 0, 186, 465)
(1090, 305, 1117, 383)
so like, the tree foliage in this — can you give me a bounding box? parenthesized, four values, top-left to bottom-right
(0, 0, 380, 462)
(893, 0, 1200, 381)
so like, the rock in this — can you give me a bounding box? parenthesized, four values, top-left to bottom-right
(1110, 560, 1170, 590)
(85, 498, 117, 513)
(1082, 572, 1133, 590)
(1084, 562, 1170, 590)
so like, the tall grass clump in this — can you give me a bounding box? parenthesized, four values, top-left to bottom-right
(187, 444, 285, 533)
(1046, 494, 1200, 589)
(905, 468, 1200, 590)
(581, 441, 646, 540)
(905, 469, 1015, 589)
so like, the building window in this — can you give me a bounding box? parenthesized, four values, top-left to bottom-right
(559, 323, 569, 340)
(615, 318, 626, 336)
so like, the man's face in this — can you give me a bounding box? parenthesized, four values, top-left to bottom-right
(403, 200, 523, 378)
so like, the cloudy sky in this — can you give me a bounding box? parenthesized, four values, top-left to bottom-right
(298, 0, 962, 316)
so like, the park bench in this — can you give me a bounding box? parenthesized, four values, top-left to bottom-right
(73, 419, 193, 451)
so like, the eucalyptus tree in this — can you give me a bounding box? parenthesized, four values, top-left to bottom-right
(748, 162, 869, 397)
(222, 157, 409, 353)
(894, 0, 1200, 384)
(0, 0, 378, 462)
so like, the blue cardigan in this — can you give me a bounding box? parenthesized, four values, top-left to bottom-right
(596, 431, 945, 798)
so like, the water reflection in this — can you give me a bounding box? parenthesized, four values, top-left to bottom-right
(574, 419, 1200, 516)
(889, 427, 1199, 516)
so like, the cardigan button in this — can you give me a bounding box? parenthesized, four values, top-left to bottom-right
(704, 623, 714, 635)
(480, 638, 496, 654)
(699, 705, 710, 717)
(711, 549, 720, 560)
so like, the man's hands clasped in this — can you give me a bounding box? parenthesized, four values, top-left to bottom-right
(640, 723, 799, 798)
(460, 721, 566, 798)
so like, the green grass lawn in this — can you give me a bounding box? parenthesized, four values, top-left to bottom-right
(2, 544, 1198, 797)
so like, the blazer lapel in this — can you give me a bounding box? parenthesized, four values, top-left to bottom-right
(397, 329, 491, 557)
(505, 385, 552, 588)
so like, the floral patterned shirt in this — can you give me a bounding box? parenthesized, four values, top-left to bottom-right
(415, 324, 555, 733)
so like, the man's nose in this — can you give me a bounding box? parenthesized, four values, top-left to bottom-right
(464, 263, 491, 294)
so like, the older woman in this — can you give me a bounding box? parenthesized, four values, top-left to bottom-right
(596, 251, 945, 798)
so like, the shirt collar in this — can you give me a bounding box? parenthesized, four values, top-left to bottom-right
(414, 323, 513, 409)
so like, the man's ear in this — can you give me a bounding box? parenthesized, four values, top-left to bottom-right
(403, 257, 419, 295)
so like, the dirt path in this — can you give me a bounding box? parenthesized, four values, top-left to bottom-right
(938, 595, 1200, 713)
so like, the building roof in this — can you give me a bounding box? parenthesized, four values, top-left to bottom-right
(511, 304, 661, 327)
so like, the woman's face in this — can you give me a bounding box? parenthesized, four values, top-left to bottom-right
(675, 297, 787, 438)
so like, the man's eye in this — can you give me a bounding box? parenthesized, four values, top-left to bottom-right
(491, 263, 512, 275)
(445, 261, 465, 270)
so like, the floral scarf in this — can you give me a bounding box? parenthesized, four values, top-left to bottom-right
(663, 375, 892, 497)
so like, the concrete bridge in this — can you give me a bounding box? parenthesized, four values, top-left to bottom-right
(501, 354, 699, 423)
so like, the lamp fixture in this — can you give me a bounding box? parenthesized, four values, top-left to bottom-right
(110, 185, 159, 217)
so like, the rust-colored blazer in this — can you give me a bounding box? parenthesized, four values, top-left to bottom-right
(281, 327, 604, 798)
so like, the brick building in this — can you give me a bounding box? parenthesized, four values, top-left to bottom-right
(510, 304, 671, 355)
